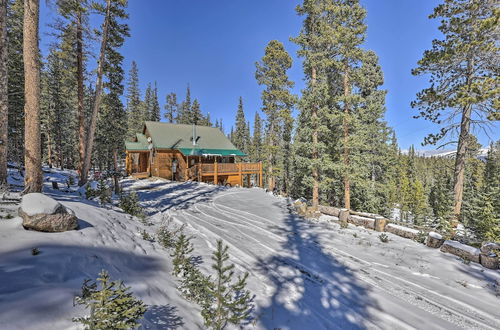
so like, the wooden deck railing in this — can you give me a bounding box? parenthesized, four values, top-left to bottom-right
(187, 162, 262, 180)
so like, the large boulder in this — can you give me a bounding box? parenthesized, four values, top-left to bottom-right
(18, 193, 78, 232)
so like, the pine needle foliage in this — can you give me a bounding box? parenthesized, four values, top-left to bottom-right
(171, 233, 194, 276)
(202, 240, 253, 330)
(73, 270, 147, 330)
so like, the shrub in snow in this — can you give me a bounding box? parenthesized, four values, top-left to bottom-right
(31, 248, 40, 256)
(73, 270, 147, 329)
(415, 231, 427, 244)
(141, 230, 154, 242)
(171, 233, 194, 277)
(156, 222, 185, 249)
(119, 191, 144, 219)
(97, 179, 111, 205)
(201, 240, 253, 329)
(378, 233, 389, 243)
(179, 263, 214, 306)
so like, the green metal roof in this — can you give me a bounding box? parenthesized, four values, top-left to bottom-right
(124, 133, 148, 151)
(125, 122, 246, 156)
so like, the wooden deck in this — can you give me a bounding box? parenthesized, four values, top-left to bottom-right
(187, 162, 262, 187)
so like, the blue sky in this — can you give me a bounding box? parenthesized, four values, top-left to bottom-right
(40, 0, 498, 150)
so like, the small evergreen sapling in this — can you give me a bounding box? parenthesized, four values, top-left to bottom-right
(73, 270, 147, 329)
(119, 191, 144, 219)
(179, 262, 214, 306)
(171, 233, 194, 276)
(202, 240, 253, 329)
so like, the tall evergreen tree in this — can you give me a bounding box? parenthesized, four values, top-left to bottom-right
(250, 112, 262, 162)
(255, 40, 296, 191)
(232, 97, 248, 154)
(190, 98, 202, 125)
(0, 0, 7, 185)
(126, 60, 142, 137)
(81, 0, 128, 186)
(150, 81, 160, 121)
(164, 92, 177, 123)
(412, 0, 499, 224)
(7, 0, 24, 167)
(177, 85, 191, 124)
(23, 0, 42, 193)
(292, 0, 338, 207)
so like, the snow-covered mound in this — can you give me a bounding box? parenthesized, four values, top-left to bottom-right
(1, 174, 499, 329)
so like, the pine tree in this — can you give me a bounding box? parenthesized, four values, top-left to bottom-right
(143, 82, 152, 121)
(190, 99, 202, 125)
(202, 240, 252, 330)
(150, 81, 160, 121)
(81, 0, 129, 186)
(126, 61, 142, 137)
(177, 85, 191, 124)
(164, 92, 177, 123)
(73, 270, 147, 329)
(6, 0, 25, 167)
(0, 0, 8, 185)
(250, 112, 262, 162)
(232, 97, 248, 154)
(171, 233, 194, 277)
(291, 0, 336, 207)
(412, 0, 499, 223)
(23, 0, 43, 193)
(179, 261, 214, 306)
(410, 179, 428, 225)
(255, 40, 296, 192)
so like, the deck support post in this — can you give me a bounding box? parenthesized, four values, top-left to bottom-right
(238, 163, 242, 187)
(214, 158, 218, 185)
(259, 161, 263, 188)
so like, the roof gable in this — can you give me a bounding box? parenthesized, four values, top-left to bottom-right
(134, 122, 245, 156)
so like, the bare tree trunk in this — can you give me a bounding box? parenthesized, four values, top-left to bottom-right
(342, 65, 351, 210)
(267, 122, 274, 191)
(0, 0, 8, 186)
(80, 0, 111, 186)
(76, 10, 86, 185)
(311, 67, 319, 208)
(453, 104, 471, 224)
(23, 0, 42, 193)
(47, 130, 52, 168)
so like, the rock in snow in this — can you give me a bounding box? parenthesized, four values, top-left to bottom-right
(18, 193, 78, 232)
(440, 240, 480, 263)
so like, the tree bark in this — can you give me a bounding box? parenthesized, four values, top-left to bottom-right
(267, 121, 275, 191)
(0, 0, 8, 186)
(23, 0, 42, 193)
(453, 103, 471, 223)
(80, 0, 111, 186)
(342, 64, 351, 210)
(76, 10, 86, 185)
(452, 58, 474, 226)
(311, 67, 319, 208)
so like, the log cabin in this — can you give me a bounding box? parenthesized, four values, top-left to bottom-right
(125, 121, 263, 187)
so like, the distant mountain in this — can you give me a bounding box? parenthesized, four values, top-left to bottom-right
(402, 148, 489, 160)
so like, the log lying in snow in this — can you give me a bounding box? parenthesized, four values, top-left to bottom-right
(426, 232, 444, 248)
(349, 210, 380, 219)
(440, 240, 480, 263)
(385, 223, 420, 240)
(349, 215, 375, 230)
(317, 205, 340, 217)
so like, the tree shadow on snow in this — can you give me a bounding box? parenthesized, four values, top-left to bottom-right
(0, 243, 165, 325)
(255, 208, 379, 329)
(140, 304, 184, 329)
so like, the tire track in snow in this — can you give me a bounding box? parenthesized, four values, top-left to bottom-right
(210, 192, 500, 330)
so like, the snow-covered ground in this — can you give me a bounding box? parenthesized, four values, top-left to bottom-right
(1, 172, 499, 329)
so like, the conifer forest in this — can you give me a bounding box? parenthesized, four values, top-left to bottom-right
(0, 1, 499, 329)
